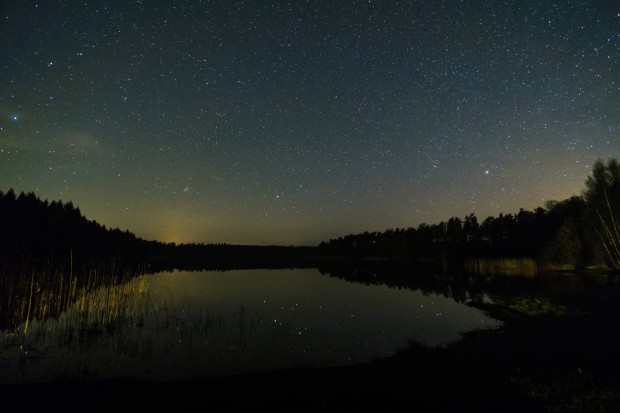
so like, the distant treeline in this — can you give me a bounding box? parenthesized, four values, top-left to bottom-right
(318, 198, 587, 267)
(0, 188, 317, 266)
(1, 158, 618, 270)
(319, 158, 620, 270)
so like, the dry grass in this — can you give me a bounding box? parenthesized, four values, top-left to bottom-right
(594, 191, 620, 269)
(0, 260, 150, 333)
(464, 258, 538, 277)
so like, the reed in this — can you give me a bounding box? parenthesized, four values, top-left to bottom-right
(0, 262, 228, 346)
(23, 270, 35, 335)
(0, 261, 254, 383)
(0, 259, 148, 333)
(463, 257, 538, 277)
(594, 191, 620, 269)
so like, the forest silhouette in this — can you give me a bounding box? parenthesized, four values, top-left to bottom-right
(320, 158, 619, 270)
(1, 157, 618, 271)
(0, 188, 315, 269)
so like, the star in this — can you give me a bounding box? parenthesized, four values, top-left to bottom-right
(0, 1, 615, 246)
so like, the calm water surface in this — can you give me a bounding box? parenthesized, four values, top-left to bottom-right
(0, 268, 501, 383)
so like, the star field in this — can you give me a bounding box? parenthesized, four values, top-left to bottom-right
(1, 1, 618, 245)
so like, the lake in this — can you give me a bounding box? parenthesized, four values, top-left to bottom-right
(0, 267, 502, 383)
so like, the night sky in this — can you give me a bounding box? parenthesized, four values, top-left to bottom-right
(1, 1, 618, 246)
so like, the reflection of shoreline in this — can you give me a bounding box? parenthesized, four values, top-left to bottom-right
(143, 256, 320, 273)
(318, 260, 483, 303)
(0, 266, 502, 384)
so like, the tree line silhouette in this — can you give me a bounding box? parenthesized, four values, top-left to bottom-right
(318, 200, 585, 265)
(319, 158, 620, 270)
(0, 188, 316, 267)
(1, 157, 618, 270)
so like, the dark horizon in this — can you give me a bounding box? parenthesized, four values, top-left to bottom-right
(0, 184, 588, 249)
(3, 154, 618, 272)
(0, 180, 590, 250)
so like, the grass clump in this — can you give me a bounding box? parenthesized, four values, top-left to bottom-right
(505, 297, 569, 316)
(464, 258, 538, 277)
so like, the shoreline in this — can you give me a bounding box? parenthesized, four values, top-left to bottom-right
(3, 297, 619, 413)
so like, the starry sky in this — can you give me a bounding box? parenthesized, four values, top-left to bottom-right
(1, 1, 618, 246)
